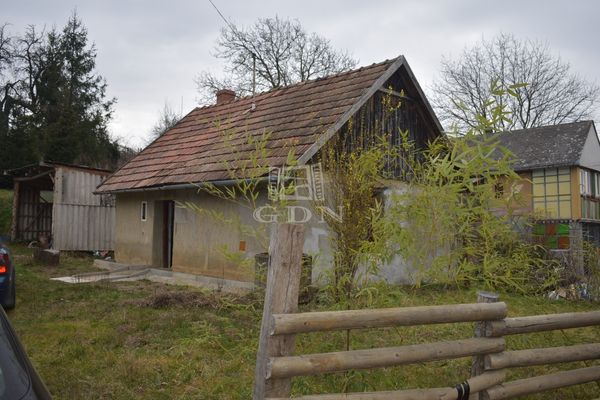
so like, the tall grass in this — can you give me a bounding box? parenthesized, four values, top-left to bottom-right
(6, 245, 600, 399)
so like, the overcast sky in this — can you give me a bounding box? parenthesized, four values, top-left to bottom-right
(4, 0, 600, 148)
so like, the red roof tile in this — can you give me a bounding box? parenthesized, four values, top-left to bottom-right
(97, 58, 400, 193)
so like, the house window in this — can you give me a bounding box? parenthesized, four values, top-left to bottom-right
(532, 168, 571, 219)
(580, 170, 591, 196)
(141, 201, 148, 221)
(580, 168, 600, 220)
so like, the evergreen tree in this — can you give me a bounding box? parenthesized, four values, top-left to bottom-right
(43, 13, 117, 166)
(0, 12, 121, 172)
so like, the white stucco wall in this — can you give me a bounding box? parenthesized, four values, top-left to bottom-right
(579, 124, 600, 172)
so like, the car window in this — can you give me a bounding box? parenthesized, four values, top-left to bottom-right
(0, 321, 31, 399)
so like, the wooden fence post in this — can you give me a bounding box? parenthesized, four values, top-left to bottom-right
(10, 181, 19, 241)
(253, 223, 306, 400)
(472, 291, 500, 399)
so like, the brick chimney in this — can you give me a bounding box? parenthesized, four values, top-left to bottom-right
(216, 89, 236, 105)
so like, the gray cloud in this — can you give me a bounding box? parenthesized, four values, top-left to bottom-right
(3, 0, 599, 148)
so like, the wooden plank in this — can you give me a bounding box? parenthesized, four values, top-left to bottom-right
(271, 302, 507, 335)
(10, 181, 20, 241)
(267, 370, 506, 400)
(297, 56, 406, 165)
(378, 87, 413, 101)
(268, 337, 505, 379)
(485, 343, 600, 370)
(485, 366, 600, 400)
(487, 310, 600, 336)
(253, 223, 306, 400)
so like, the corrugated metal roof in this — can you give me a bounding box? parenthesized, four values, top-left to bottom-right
(97, 57, 419, 193)
(493, 121, 594, 171)
(7, 161, 113, 177)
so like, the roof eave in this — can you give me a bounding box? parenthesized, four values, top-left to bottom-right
(94, 176, 270, 195)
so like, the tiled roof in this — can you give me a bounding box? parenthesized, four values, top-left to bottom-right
(97, 57, 407, 193)
(494, 121, 594, 171)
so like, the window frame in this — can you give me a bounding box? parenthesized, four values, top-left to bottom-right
(141, 201, 148, 222)
(532, 168, 571, 219)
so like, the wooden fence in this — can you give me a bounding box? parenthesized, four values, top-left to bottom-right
(253, 224, 600, 399)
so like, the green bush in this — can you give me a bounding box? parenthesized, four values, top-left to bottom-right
(375, 83, 561, 294)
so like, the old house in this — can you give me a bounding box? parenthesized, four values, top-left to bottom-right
(493, 121, 600, 253)
(9, 162, 115, 251)
(95, 56, 443, 287)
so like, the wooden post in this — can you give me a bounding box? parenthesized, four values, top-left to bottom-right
(10, 181, 19, 241)
(471, 291, 500, 399)
(253, 223, 306, 400)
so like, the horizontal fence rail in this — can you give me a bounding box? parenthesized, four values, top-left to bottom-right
(271, 302, 507, 335)
(485, 343, 600, 370)
(485, 365, 600, 400)
(266, 370, 507, 400)
(268, 338, 505, 379)
(486, 310, 600, 336)
(253, 224, 600, 400)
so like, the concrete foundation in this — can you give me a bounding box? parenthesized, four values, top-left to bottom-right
(50, 259, 255, 294)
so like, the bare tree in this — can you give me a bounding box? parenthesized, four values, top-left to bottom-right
(431, 33, 600, 132)
(150, 101, 181, 139)
(0, 24, 13, 76)
(196, 16, 357, 104)
(13, 25, 46, 111)
(0, 24, 15, 133)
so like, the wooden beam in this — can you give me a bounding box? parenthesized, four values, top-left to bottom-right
(253, 223, 306, 400)
(13, 169, 53, 182)
(485, 343, 600, 370)
(485, 366, 600, 400)
(267, 337, 505, 379)
(377, 87, 413, 101)
(487, 310, 600, 336)
(10, 181, 19, 241)
(271, 302, 507, 335)
(266, 370, 506, 400)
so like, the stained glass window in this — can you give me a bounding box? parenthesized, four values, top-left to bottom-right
(532, 223, 570, 250)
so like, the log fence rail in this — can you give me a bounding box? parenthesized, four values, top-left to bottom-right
(253, 224, 600, 400)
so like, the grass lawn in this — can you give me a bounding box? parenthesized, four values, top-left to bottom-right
(6, 244, 600, 399)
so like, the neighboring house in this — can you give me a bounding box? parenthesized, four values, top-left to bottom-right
(9, 162, 115, 251)
(95, 56, 443, 286)
(493, 121, 600, 253)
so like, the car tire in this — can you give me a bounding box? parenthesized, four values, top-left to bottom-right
(3, 273, 15, 310)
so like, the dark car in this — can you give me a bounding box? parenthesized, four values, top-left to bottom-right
(0, 306, 52, 399)
(0, 245, 15, 310)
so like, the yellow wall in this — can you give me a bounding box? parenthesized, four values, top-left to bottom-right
(513, 171, 533, 215)
(491, 172, 533, 216)
(495, 167, 582, 220)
